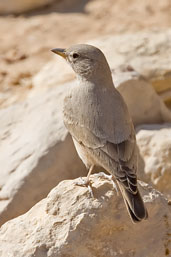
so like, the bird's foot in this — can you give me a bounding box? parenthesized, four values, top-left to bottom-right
(94, 172, 119, 195)
(75, 177, 90, 186)
(75, 177, 94, 197)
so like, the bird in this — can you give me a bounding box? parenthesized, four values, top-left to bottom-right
(51, 44, 148, 223)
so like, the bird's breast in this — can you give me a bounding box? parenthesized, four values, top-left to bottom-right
(63, 85, 100, 125)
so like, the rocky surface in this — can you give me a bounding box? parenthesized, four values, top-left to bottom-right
(90, 30, 171, 82)
(0, 176, 170, 257)
(0, 84, 86, 227)
(136, 123, 171, 196)
(32, 56, 74, 92)
(113, 68, 171, 125)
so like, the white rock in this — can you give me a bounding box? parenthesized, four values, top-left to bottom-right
(0, 0, 54, 14)
(90, 30, 171, 86)
(113, 68, 171, 125)
(33, 56, 75, 92)
(0, 83, 86, 227)
(0, 176, 170, 257)
(136, 123, 171, 196)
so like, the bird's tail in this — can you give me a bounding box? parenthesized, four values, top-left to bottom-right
(118, 182, 148, 223)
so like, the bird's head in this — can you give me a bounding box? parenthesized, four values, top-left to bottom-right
(51, 44, 112, 82)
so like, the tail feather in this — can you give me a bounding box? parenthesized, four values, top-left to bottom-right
(118, 182, 148, 223)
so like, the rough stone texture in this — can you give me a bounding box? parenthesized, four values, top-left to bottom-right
(0, 176, 170, 257)
(0, 0, 54, 14)
(90, 30, 171, 85)
(136, 123, 171, 196)
(32, 57, 75, 92)
(113, 68, 171, 125)
(0, 83, 86, 227)
(160, 89, 171, 110)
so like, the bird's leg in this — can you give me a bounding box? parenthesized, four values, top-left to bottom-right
(86, 165, 94, 183)
(75, 165, 94, 197)
(76, 165, 94, 186)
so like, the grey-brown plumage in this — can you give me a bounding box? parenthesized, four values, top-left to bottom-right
(51, 44, 148, 223)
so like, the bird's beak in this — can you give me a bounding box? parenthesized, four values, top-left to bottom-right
(51, 48, 67, 59)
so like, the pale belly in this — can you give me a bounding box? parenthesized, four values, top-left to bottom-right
(72, 137, 98, 169)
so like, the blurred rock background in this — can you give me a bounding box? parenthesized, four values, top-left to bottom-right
(0, 0, 170, 256)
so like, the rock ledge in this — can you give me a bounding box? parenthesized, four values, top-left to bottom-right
(0, 175, 170, 257)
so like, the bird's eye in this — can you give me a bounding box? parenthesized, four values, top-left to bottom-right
(73, 53, 79, 59)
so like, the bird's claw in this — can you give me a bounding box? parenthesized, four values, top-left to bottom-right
(75, 177, 90, 186)
(75, 177, 94, 197)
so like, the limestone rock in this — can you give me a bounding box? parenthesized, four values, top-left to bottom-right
(32, 56, 75, 93)
(0, 176, 170, 257)
(136, 123, 171, 196)
(0, 0, 54, 14)
(159, 89, 171, 110)
(90, 30, 171, 86)
(0, 83, 86, 227)
(113, 68, 171, 125)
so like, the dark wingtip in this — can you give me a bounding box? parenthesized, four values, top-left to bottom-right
(126, 201, 148, 223)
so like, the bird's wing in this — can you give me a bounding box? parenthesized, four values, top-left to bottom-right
(100, 135, 138, 194)
(65, 118, 137, 194)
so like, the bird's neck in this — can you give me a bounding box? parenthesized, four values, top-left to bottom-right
(76, 70, 114, 90)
